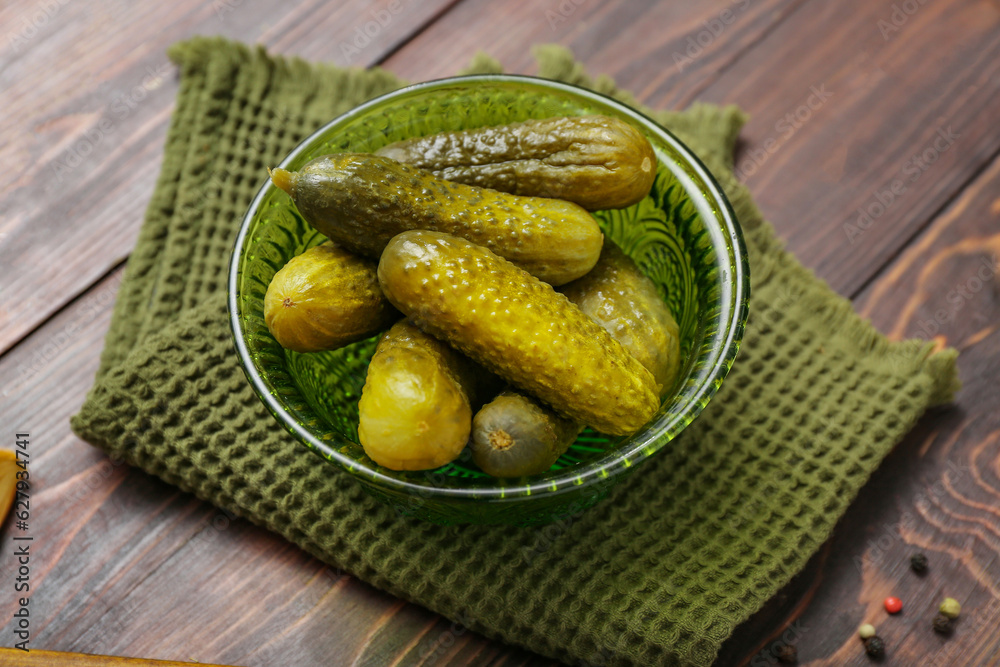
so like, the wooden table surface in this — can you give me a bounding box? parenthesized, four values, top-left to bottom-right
(2, 1, 998, 665)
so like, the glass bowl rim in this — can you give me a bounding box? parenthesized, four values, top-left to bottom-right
(228, 73, 749, 503)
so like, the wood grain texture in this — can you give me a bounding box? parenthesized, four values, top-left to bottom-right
(716, 155, 1000, 666)
(382, 0, 1000, 298)
(0, 0, 459, 355)
(0, 647, 236, 666)
(381, 0, 804, 90)
(2, 0, 998, 665)
(0, 269, 555, 666)
(691, 0, 1000, 298)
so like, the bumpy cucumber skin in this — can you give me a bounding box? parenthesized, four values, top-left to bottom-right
(471, 390, 581, 477)
(378, 230, 661, 436)
(470, 240, 682, 476)
(560, 240, 682, 396)
(278, 153, 603, 286)
(264, 242, 399, 353)
(358, 320, 486, 471)
(375, 115, 657, 211)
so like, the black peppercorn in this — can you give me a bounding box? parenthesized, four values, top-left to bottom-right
(777, 644, 797, 663)
(933, 613, 954, 634)
(864, 635, 885, 659)
(910, 552, 928, 573)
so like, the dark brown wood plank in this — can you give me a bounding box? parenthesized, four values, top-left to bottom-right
(0, 0, 459, 355)
(4, 0, 998, 664)
(383, 0, 1000, 300)
(685, 0, 1000, 298)
(717, 154, 1000, 666)
(0, 268, 550, 665)
(383, 0, 804, 87)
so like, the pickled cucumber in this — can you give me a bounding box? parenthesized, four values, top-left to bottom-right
(560, 239, 681, 395)
(358, 320, 491, 471)
(269, 154, 603, 286)
(470, 242, 680, 477)
(264, 242, 399, 353)
(378, 230, 660, 436)
(471, 391, 581, 477)
(375, 115, 657, 210)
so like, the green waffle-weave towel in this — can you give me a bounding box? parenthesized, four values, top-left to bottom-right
(71, 37, 958, 666)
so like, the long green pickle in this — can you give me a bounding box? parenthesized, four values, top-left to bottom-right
(264, 242, 399, 353)
(560, 239, 682, 396)
(469, 241, 680, 477)
(358, 320, 489, 471)
(471, 391, 582, 478)
(269, 154, 603, 286)
(378, 230, 660, 436)
(375, 115, 657, 210)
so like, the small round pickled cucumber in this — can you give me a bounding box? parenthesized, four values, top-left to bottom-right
(358, 320, 479, 471)
(471, 391, 581, 477)
(560, 239, 681, 396)
(264, 242, 399, 353)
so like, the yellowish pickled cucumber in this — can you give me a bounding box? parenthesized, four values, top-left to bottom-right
(560, 239, 681, 396)
(269, 153, 603, 286)
(376, 115, 657, 210)
(264, 242, 399, 353)
(470, 241, 681, 476)
(378, 230, 661, 436)
(358, 320, 489, 471)
(471, 390, 582, 477)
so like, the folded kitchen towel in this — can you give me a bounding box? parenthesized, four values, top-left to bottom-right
(71, 37, 959, 666)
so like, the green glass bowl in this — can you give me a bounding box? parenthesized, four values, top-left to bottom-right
(228, 75, 749, 525)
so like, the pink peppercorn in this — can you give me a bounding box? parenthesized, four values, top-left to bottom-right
(884, 596, 902, 614)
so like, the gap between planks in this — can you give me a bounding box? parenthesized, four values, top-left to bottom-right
(0, 0, 473, 363)
(848, 145, 1000, 302)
